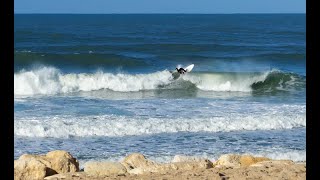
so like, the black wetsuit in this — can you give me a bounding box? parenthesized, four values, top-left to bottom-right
(176, 68, 187, 74)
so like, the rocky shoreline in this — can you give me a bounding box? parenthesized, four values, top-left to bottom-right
(14, 150, 306, 180)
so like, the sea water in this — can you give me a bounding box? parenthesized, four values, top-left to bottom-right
(14, 14, 306, 165)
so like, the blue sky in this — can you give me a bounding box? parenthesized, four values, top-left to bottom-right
(14, 0, 306, 14)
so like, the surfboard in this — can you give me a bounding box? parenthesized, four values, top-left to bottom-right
(184, 64, 194, 72)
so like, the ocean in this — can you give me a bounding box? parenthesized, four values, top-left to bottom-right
(14, 14, 306, 165)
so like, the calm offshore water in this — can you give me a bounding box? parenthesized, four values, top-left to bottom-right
(14, 14, 306, 164)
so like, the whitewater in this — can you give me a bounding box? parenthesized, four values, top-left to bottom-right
(14, 66, 306, 163)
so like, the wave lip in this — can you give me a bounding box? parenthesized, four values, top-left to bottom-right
(14, 114, 306, 138)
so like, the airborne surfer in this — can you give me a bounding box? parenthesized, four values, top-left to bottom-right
(176, 67, 187, 74)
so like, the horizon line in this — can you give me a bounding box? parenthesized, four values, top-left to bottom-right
(14, 12, 306, 15)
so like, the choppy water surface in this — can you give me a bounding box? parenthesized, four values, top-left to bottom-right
(14, 14, 306, 163)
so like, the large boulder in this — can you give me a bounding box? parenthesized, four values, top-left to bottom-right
(14, 150, 79, 180)
(14, 159, 47, 180)
(19, 154, 52, 168)
(127, 160, 214, 175)
(121, 153, 213, 175)
(84, 162, 127, 176)
(214, 154, 270, 168)
(159, 160, 213, 171)
(172, 155, 209, 163)
(45, 150, 79, 173)
(121, 153, 156, 170)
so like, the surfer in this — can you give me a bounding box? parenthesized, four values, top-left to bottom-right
(176, 67, 187, 74)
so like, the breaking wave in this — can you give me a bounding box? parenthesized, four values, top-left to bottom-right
(14, 66, 305, 96)
(14, 112, 306, 138)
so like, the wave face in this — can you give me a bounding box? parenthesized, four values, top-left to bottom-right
(14, 67, 305, 96)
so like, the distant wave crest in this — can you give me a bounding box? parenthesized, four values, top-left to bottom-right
(14, 112, 306, 138)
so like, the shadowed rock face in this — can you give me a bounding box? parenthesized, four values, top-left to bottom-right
(14, 150, 79, 180)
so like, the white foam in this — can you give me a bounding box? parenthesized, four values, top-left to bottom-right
(182, 71, 269, 92)
(14, 67, 174, 96)
(14, 113, 306, 138)
(14, 67, 62, 95)
(255, 150, 306, 162)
